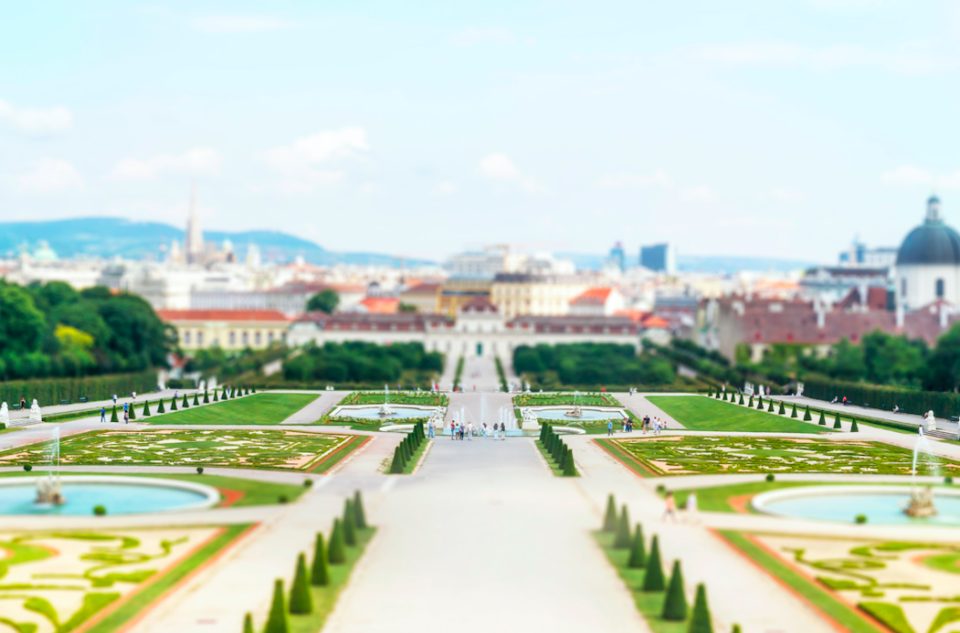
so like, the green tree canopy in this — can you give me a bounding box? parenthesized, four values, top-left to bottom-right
(307, 289, 339, 314)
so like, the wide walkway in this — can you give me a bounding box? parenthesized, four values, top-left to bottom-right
(323, 437, 649, 633)
(779, 394, 960, 434)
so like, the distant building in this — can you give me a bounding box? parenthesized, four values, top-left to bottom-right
(569, 287, 625, 316)
(640, 243, 676, 274)
(799, 266, 891, 305)
(158, 309, 292, 350)
(895, 195, 960, 311)
(399, 283, 441, 313)
(445, 251, 506, 278)
(608, 242, 626, 272)
(184, 185, 204, 265)
(438, 277, 493, 317)
(490, 273, 597, 319)
(838, 238, 897, 268)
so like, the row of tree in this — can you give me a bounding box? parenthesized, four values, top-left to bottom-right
(0, 280, 174, 381)
(283, 341, 443, 384)
(514, 343, 675, 387)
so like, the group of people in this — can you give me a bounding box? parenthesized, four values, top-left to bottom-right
(100, 391, 140, 424)
(605, 414, 669, 436)
(661, 490, 699, 524)
(447, 420, 508, 440)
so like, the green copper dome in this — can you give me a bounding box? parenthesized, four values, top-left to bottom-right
(896, 196, 960, 266)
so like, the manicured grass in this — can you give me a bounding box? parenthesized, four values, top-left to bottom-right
(396, 438, 430, 474)
(514, 393, 623, 407)
(670, 481, 924, 514)
(87, 523, 253, 633)
(647, 396, 827, 433)
(288, 527, 376, 633)
(337, 391, 449, 406)
(151, 393, 319, 425)
(535, 440, 568, 477)
(594, 532, 688, 633)
(718, 531, 884, 633)
(594, 438, 656, 478)
(921, 551, 960, 575)
(0, 470, 307, 507)
(310, 435, 369, 473)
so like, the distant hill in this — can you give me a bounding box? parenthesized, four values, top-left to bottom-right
(558, 252, 817, 273)
(0, 217, 434, 267)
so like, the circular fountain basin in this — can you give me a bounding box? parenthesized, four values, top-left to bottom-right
(0, 476, 219, 516)
(532, 407, 626, 421)
(331, 405, 434, 420)
(752, 485, 960, 526)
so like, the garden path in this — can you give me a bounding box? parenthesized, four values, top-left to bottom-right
(777, 394, 960, 435)
(322, 436, 650, 633)
(278, 391, 342, 424)
(6, 387, 197, 421)
(614, 392, 685, 429)
(460, 354, 504, 391)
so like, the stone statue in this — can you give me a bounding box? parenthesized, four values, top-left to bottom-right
(0, 402, 8, 427)
(924, 411, 937, 432)
(903, 485, 937, 518)
(29, 399, 42, 423)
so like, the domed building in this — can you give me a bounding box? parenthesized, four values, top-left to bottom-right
(895, 195, 960, 311)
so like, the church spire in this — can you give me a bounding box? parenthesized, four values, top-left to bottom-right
(185, 182, 204, 264)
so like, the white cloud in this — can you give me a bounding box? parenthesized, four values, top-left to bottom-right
(17, 159, 83, 192)
(448, 28, 516, 47)
(189, 16, 301, 33)
(687, 40, 959, 76)
(434, 182, 457, 195)
(478, 153, 546, 194)
(0, 98, 72, 134)
(110, 147, 222, 180)
(262, 127, 369, 194)
(597, 169, 673, 189)
(678, 186, 718, 203)
(757, 187, 805, 202)
(940, 171, 960, 189)
(882, 165, 934, 186)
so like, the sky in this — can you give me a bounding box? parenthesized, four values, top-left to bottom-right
(1, 0, 960, 263)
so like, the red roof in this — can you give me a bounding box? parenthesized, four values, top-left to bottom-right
(157, 310, 292, 322)
(461, 296, 498, 313)
(571, 287, 614, 305)
(615, 309, 652, 324)
(359, 297, 399, 314)
(640, 315, 670, 329)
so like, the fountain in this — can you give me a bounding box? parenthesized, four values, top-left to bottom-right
(36, 427, 65, 506)
(564, 391, 583, 418)
(904, 428, 938, 518)
(378, 384, 396, 417)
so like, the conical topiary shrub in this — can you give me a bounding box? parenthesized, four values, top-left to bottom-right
(850, 419, 859, 432)
(311, 532, 330, 586)
(738, 394, 744, 405)
(143, 400, 151, 417)
(263, 579, 289, 633)
(182, 394, 189, 408)
(818, 411, 825, 426)
(343, 499, 358, 546)
(328, 519, 346, 564)
(748, 396, 753, 408)
(790, 403, 797, 418)
(193, 393, 200, 406)
(558, 443, 568, 471)
(243, 612, 254, 633)
(757, 397, 763, 410)
(110, 406, 119, 422)
(614, 505, 631, 549)
(803, 405, 811, 421)
(203, 390, 210, 404)
(662, 560, 688, 620)
(731, 626, 741, 633)
(289, 552, 313, 614)
(833, 412, 841, 429)
(157, 398, 165, 413)
(628, 524, 646, 568)
(214, 390, 219, 402)
(642, 535, 665, 591)
(768, 399, 774, 412)
(389, 449, 404, 474)
(687, 583, 714, 633)
(563, 449, 578, 476)
(354, 490, 367, 529)
(128, 404, 136, 420)
(170, 397, 178, 411)
(603, 494, 617, 532)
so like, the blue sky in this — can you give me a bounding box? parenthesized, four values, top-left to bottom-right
(1, 0, 959, 263)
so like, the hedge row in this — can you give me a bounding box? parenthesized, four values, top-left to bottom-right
(803, 377, 960, 419)
(0, 371, 158, 407)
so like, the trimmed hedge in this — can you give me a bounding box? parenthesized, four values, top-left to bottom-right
(0, 370, 158, 408)
(804, 377, 960, 419)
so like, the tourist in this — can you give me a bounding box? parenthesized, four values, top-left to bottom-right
(500, 422, 506, 440)
(684, 492, 700, 525)
(492, 423, 499, 440)
(842, 396, 848, 405)
(482, 423, 488, 438)
(467, 422, 473, 440)
(100, 407, 106, 423)
(450, 421, 456, 440)
(831, 397, 838, 403)
(427, 419, 435, 438)
(132, 391, 137, 402)
(663, 491, 678, 522)
(607, 420, 613, 436)
(19, 396, 26, 410)
(893, 405, 900, 414)
(112, 394, 117, 404)
(123, 408, 129, 424)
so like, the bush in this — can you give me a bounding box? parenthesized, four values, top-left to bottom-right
(157, 398, 165, 413)
(193, 393, 199, 406)
(343, 498, 358, 546)
(563, 450, 578, 476)
(128, 404, 136, 420)
(23, 464, 32, 472)
(765, 474, 775, 482)
(110, 406, 118, 422)
(748, 396, 753, 408)
(311, 533, 330, 586)
(688, 584, 714, 633)
(833, 412, 841, 429)
(389, 448, 404, 474)
(804, 376, 960, 419)
(328, 519, 346, 564)
(354, 490, 367, 529)
(803, 406, 811, 421)
(203, 390, 209, 404)
(143, 400, 151, 417)
(855, 514, 867, 524)
(642, 535, 665, 591)
(767, 399, 774, 412)
(278, 495, 289, 504)
(947, 475, 954, 485)
(264, 579, 289, 633)
(778, 401, 785, 415)
(303, 479, 313, 488)
(662, 560, 688, 621)
(850, 419, 859, 432)
(243, 612, 254, 633)
(0, 371, 159, 408)
(196, 466, 204, 475)
(288, 553, 313, 614)
(790, 403, 797, 418)
(170, 397, 177, 411)
(181, 394, 189, 408)
(614, 505, 631, 549)
(818, 411, 825, 426)
(603, 494, 617, 532)
(214, 391, 219, 402)
(738, 394, 744, 405)
(93, 505, 106, 516)
(628, 524, 646, 568)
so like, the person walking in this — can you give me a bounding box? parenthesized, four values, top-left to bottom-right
(123, 408, 129, 424)
(663, 491, 678, 523)
(450, 421, 456, 440)
(427, 419, 435, 439)
(100, 407, 106, 423)
(492, 423, 499, 440)
(19, 397, 26, 411)
(467, 422, 473, 441)
(499, 422, 506, 440)
(684, 491, 700, 525)
(482, 423, 488, 439)
(112, 394, 117, 405)
(607, 420, 613, 436)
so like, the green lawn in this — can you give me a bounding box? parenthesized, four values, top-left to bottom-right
(718, 531, 884, 633)
(647, 396, 829, 433)
(87, 523, 252, 633)
(150, 393, 318, 425)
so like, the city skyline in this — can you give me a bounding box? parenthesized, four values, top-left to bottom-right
(2, 1, 960, 261)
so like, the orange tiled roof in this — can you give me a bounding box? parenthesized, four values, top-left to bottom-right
(157, 309, 292, 322)
(359, 297, 400, 314)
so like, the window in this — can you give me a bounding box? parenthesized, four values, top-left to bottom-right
(197, 332, 204, 346)
(229, 331, 236, 346)
(901, 278, 907, 297)
(255, 332, 262, 346)
(937, 278, 945, 298)
(183, 331, 191, 345)
(268, 332, 275, 343)
(242, 331, 249, 346)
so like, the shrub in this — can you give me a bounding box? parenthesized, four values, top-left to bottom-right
(278, 495, 289, 504)
(603, 494, 617, 532)
(128, 404, 136, 420)
(767, 399, 774, 412)
(343, 499, 358, 546)
(850, 419, 859, 432)
(818, 411, 825, 426)
(311, 533, 330, 586)
(628, 524, 646, 568)
(947, 475, 954, 485)
(93, 505, 106, 516)
(243, 612, 254, 633)
(655, 484, 666, 495)
(731, 626, 740, 633)
(563, 450, 578, 476)
(214, 391, 219, 402)
(303, 479, 313, 488)
(765, 473, 775, 482)
(203, 390, 210, 404)
(23, 464, 32, 472)
(642, 535, 665, 591)
(778, 401, 785, 415)
(193, 393, 200, 406)
(558, 443, 568, 471)
(328, 519, 346, 564)
(748, 396, 753, 408)
(662, 560, 688, 621)
(855, 514, 867, 524)
(157, 398, 165, 413)
(142, 401, 151, 417)
(757, 397, 763, 410)
(688, 583, 713, 633)
(833, 412, 841, 429)
(196, 466, 204, 475)
(110, 406, 119, 422)
(264, 579, 289, 633)
(803, 406, 811, 421)
(182, 394, 189, 408)
(614, 505, 631, 549)
(288, 553, 313, 614)
(738, 394, 744, 405)
(790, 403, 797, 418)
(354, 490, 368, 529)
(389, 449, 404, 474)
(170, 397, 177, 411)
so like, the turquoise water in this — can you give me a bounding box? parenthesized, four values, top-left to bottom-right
(534, 409, 623, 421)
(763, 491, 960, 525)
(0, 481, 210, 516)
(334, 406, 431, 420)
